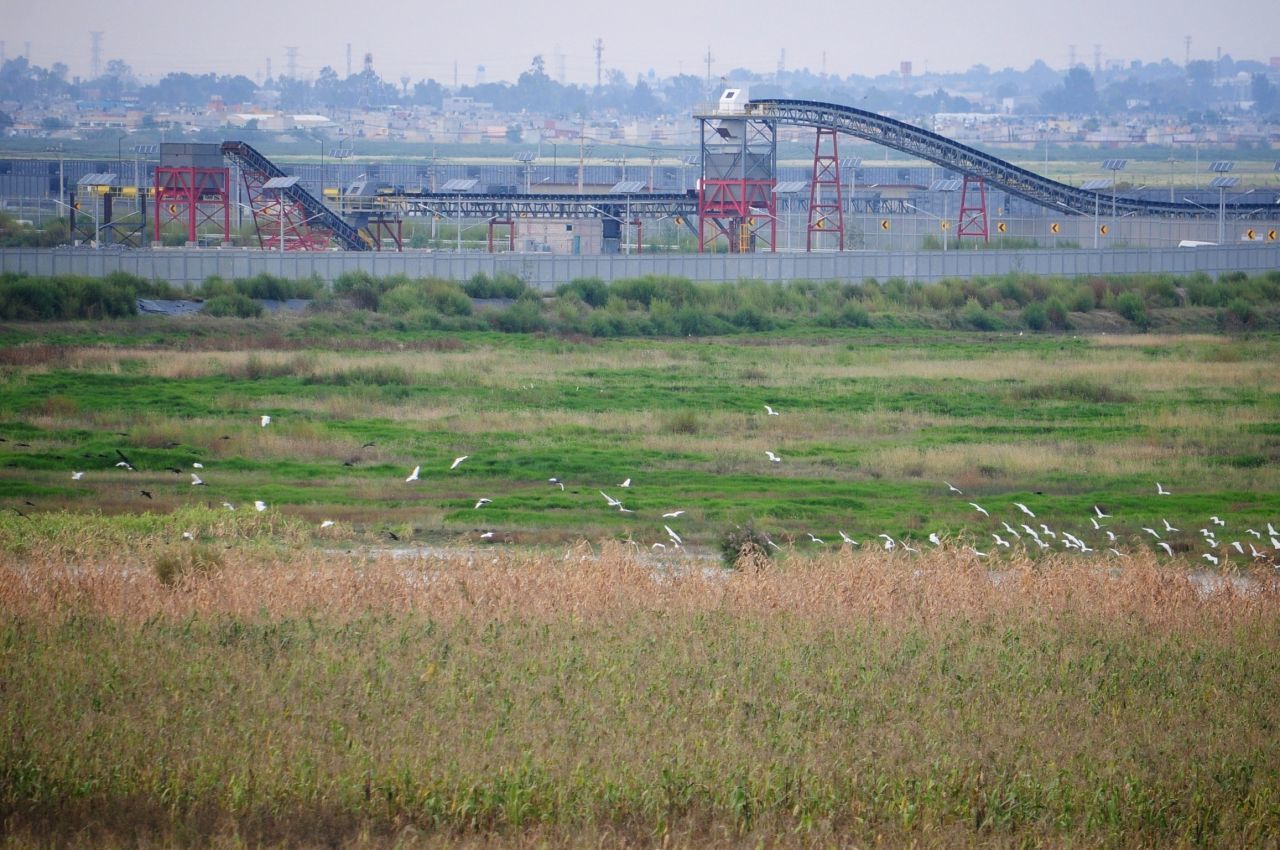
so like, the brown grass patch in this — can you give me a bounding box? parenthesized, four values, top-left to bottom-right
(2, 544, 1274, 628)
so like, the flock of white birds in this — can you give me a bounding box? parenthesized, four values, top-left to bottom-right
(62, 405, 1279, 567)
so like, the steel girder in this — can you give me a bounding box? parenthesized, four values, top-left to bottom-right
(749, 100, 1267, 220)
(340, 192, 697, 222)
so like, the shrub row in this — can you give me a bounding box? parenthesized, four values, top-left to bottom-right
(0, 271, 177, 320)
(2, 269, 1277, 334)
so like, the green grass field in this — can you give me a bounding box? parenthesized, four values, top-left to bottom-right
(2, 299, 1279, 848)
(2, 315, 1278, 553)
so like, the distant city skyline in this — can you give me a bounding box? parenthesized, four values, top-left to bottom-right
(5, 0, 1278, 86)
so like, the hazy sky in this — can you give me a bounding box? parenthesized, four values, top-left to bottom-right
(5, 0, 1278, 85)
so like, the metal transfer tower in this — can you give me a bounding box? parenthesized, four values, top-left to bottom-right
(695, 87, 777, 252)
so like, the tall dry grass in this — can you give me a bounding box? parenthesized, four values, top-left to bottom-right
(3, 543, 1275, 630)
(4, 546, 1280, 849)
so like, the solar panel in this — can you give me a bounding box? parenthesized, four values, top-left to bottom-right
(328, 149, 352, 158)
(1101, 159, 1128, 171)
(77, 173, 118, 186)
(681, 155, 699, 166)
(773, 181, 808, 194)
(1208, 176, 1240, 189)
(132, 144, 158, 155)
(839, 157, 863, 169)
(441, 178, 479, 193)
(929, 179, 962, 192)
(609, 180, 647, 194)
(1209, 161, 1235, 173)
(263, 176, 299, 189)
(1080, 178, 1113, 191)
(513, 152, 536, 162)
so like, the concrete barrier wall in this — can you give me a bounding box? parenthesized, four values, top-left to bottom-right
(1, 246, 1276, 290)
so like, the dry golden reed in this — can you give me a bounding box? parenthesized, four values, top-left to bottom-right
(3, 543, 1275, 632)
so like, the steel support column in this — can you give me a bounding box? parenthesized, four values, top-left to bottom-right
(956, 175, 989, 242)
(806, 127, 844, 250)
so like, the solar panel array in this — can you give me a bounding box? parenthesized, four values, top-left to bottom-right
(441, 178, 479, 193)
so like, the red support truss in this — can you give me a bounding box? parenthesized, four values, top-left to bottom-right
(806, 127, 844, 250)
(486, 217, 514, 252)
(367, 216, 404, 251)
(154, 166, 230, 245)
(696, 116, 777, 253)
(238, 167, 333, 251)
(957, 175, 989, 242)
(698, 180, 776, 253)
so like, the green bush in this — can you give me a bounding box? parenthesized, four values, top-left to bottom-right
(1044, 297, 1070, 329)
(611, 275, 699, 309)
(556, 277, 609, 308)
(0, 271, 170, 320)
(961, 300, 1001, 331)
(1225, 298, 1255, 327)
(463, 271, 527, 299)
(203, 293, 263, 318)
(1022, 302, 1048, 331)
(1113, 291, 1147, 324)
(333, 270, 388, 310)
(233, 273, 319, 300)
(1069, 285, 1096, 313)
(819, 302, 872, 328)
(718, 524, 774, 569)
(490, 300, 547, 333)
(424, 280, 474, 316)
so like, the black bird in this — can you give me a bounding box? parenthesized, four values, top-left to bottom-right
(140, 490, 153, 499)
(166, 467, 182, 474)
(115, 432, 128, 437)
(342, 459, 356, 467)
(15, 442, 30, 448)
(387, 531, 400, 541)
(23, 500, 35, 507)
(361, 441, 376, 448)
(8, 506, 27, 518)
(219, 435, 231, 440)
(0, 437, 7, 442)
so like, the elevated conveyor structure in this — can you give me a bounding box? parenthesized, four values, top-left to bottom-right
(339, 191, 696, 223)
(221, 141, 371, 251)
(748, 99, 1266, 220)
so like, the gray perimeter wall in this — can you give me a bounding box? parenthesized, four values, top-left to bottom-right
(2, 246, 1277, 290)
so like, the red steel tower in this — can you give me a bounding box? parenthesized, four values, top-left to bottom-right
(153, 143, 230, 246)
(695, 89, 777, 252)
